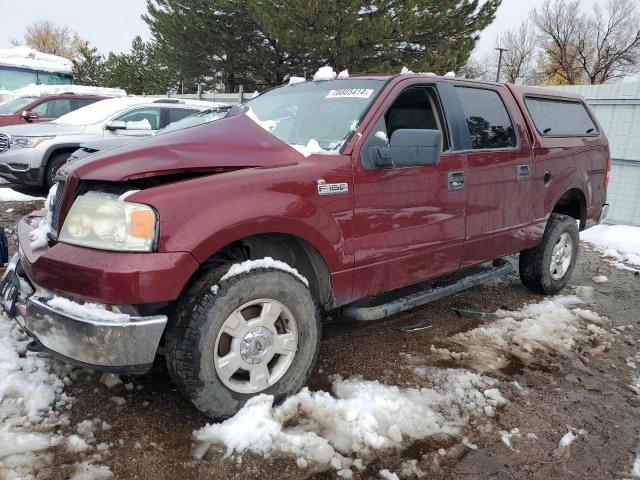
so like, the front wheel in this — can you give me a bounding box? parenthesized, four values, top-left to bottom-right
(165, 266, 320, 418)
(519, 213, 579, 294)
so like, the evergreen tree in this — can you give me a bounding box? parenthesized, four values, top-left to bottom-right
(102, 36, 178, 95)
(72, 42, 104, 86)
(144, 0, 502, 91)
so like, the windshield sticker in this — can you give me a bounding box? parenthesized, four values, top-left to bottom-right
(325, 89, 374, 99)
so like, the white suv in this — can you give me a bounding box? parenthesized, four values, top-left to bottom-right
(0, 97, 214, 188)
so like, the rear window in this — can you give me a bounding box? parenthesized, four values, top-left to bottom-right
(455, 86, 517, 150)
(524, 97, 597, 137)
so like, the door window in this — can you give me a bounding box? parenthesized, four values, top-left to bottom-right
(31, 99, 73, 119)
(115, 107, 162, 130)
(167, 107, 196, 125)
(455, 87, 517, 150)
(361, 86, 447, 170)
(73, 98, 101, 110)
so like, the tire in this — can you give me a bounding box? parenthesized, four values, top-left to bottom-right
(519, 213, 579, 295)
(44, 152, 71, 189)
(165, 266, 321, 419)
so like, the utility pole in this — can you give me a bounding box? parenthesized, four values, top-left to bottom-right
(495, 47, 508, 82)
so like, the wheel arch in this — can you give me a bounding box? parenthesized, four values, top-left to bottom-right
(551, 187, 587, 230)
(188, 232, 334, 308)
(41, 144, 80, 184)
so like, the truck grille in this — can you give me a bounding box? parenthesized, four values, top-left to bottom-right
(51, 179, 66, 234)
(0, 134, 8, 154)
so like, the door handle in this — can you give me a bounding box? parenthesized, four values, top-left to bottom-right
(448, 171, 466, 191)
(517, 164, 530, 182)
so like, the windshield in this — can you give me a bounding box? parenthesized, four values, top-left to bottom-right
(0, 96, 36, 115)
(244, 79, 385, 153)
(159, 107, 230, 134)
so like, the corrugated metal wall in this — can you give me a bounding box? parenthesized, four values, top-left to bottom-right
(550, 84, 640, 226)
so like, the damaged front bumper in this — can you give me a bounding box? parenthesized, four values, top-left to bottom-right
(1, 253, 167, 374)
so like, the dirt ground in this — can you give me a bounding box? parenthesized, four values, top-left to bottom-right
(1, 193, 639, 480)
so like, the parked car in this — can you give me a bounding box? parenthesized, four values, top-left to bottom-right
(1, 74, 609, 419)
(0, 97, 213, 187)
(0, 93, 106, 127)
(66, 106, 232, 164)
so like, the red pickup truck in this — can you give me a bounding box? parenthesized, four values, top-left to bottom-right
(1, 74, 609, 418)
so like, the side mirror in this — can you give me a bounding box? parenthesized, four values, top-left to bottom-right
(21, 110, 39, 122)
(369, 129, 442, 169)
(105, 120, 127, 131)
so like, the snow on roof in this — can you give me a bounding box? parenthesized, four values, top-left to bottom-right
(54, 96, 215, 126)
(0, 46, 72, 74)
(14, 84, 127, 98)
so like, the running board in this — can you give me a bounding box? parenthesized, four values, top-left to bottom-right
(341, 259, 513, 322)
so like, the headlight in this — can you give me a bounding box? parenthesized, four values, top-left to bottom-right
(58, 193, 157, 252)
(11, 136, 54, 148)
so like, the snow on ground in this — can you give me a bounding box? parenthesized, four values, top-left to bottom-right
(0, 313, 112, 478)
(0, 188, 43, 202)
(194, 369, 506, 476)
(192, 289, 612, 476)
(581, 224, 640, 272)
(429, 288, 610, 372)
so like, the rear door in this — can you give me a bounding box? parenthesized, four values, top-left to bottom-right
(351, 80, 468, 300)
(454, 84, 534, 266)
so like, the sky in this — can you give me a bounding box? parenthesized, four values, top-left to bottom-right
(0, 0, 614, 58)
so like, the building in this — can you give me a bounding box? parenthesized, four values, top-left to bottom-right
(0, 46, 73, 101)
(550, 83, 640, 226)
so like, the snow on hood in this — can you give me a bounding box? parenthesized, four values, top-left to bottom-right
(72, 114, 302, 182)
(0, 46, 72, 74)
(0, 121, 86, 137)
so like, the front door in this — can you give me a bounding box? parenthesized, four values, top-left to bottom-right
(351, 82, 468, 300)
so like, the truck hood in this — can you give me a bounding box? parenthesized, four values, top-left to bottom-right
(0, 122, 86, 137)
(73, 114, 302, 182)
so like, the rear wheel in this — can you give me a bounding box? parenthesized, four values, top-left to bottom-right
(44, 151, 71, 189)
(519, 213, 579, 294)
(165, 266, 320, 418)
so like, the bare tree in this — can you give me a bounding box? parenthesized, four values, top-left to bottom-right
(531, 0, 585, 84)
(576, 0, 640, 84)
(11, 20, 84, 60)
(460, 52, 495, 81)
(496, 20, 538, 84)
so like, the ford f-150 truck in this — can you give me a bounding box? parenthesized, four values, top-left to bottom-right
(0, 74, 609, 418)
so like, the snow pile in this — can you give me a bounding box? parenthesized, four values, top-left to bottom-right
(219, 257, 309, 286)
(581, 224, 640, 271)
(0, 46, 72, 74)
(124, 119, 152, 130)
(193, 369, 506, 475)
(337, 69, 349, 79)
(288, 76, 306, 85)
(245, 107, 277, 132)
(0, 188, 43, 202)
(429, 290, 610, 373)
(14, 84, 126, 98)
(400, 66, 414, 74)
(292, 139, 340, 157)
(592, 275, 608, 283)
(313, 66, 337, 81)
(0, 313, 72, 478)
(28, 184, 57, 251)
(47, 296, 130, 323)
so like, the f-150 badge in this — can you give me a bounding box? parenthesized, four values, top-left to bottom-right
(317, 181, 349, 195)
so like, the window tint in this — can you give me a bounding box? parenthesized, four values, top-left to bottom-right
(31, 99, 72, 118)
(116, 107, 162, 130)
(73, 98, 100, 110)
(168, 107, 196, 124)
(455, 87, 517, 150)
(524, 97, 597, 136)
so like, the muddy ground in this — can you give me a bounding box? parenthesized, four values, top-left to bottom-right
(1, 193, 639, 480)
